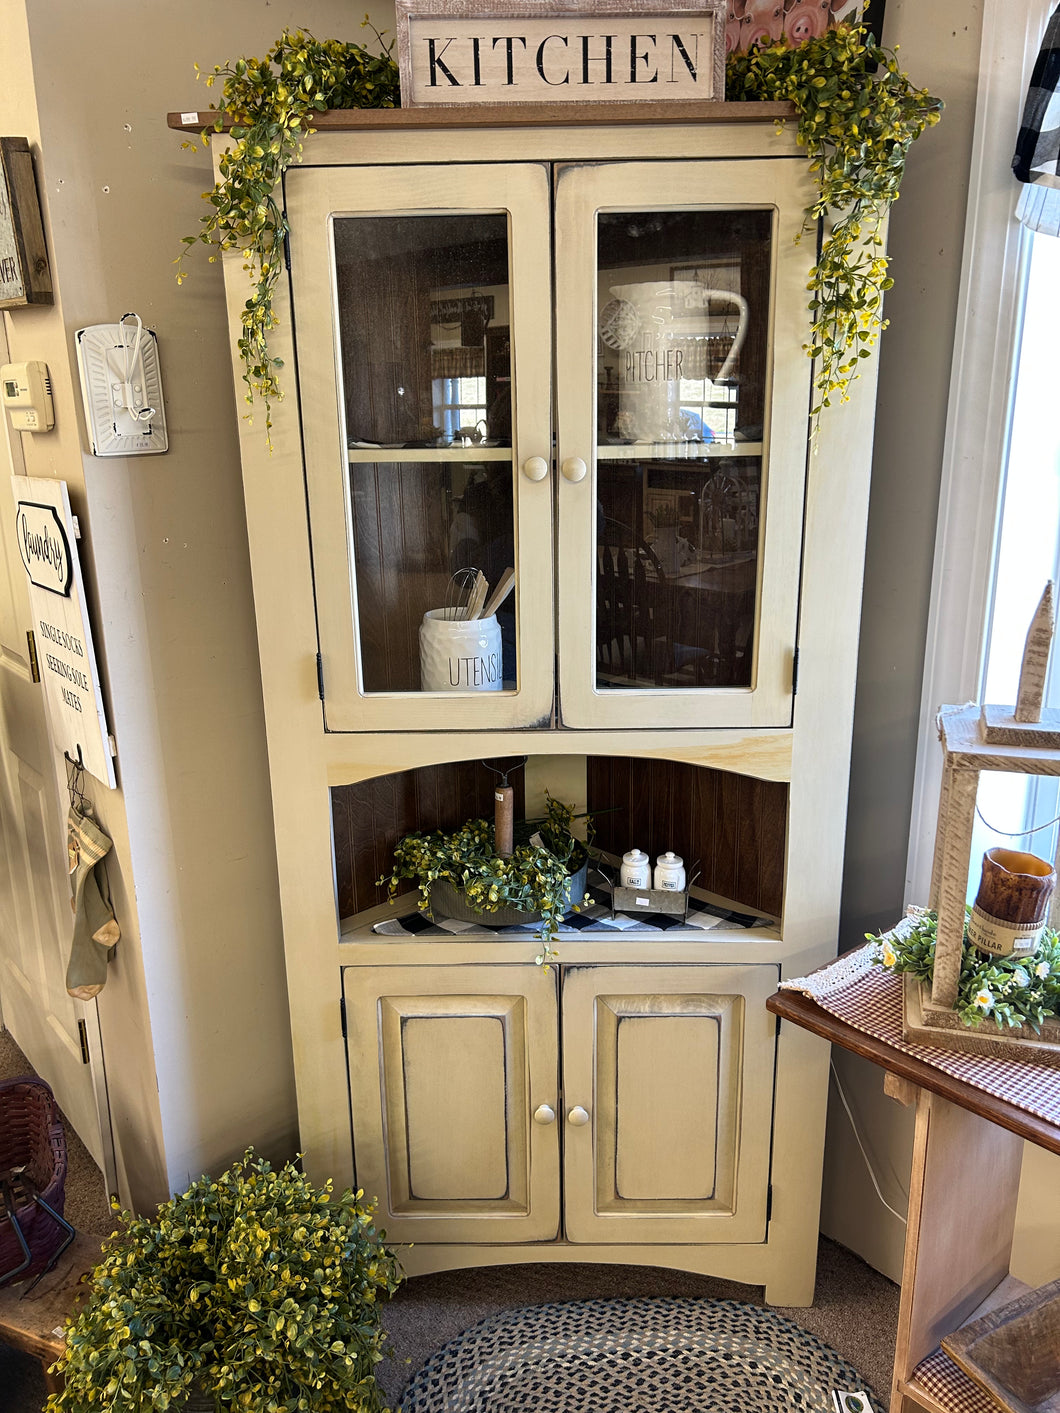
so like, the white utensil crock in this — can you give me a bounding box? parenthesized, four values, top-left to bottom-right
(419, 609, 503, 692)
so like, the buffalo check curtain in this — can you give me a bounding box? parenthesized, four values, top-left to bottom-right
(1014, 4, 1060, 234)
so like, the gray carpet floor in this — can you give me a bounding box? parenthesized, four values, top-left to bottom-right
(0, 1027, 899, 1412)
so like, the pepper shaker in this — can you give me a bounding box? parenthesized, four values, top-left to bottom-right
(654, 851, 686, 891)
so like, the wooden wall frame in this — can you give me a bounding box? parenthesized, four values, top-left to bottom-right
(0, 138, 52, 309)
(395, 0, 727, 108)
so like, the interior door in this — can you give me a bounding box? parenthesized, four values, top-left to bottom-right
(342, 963, 560, 1244)
(561, 963, 777, 1244)
(286, 163, 555, 732)
(554, 159, 813, 729)
(0, 334, 106, 1168)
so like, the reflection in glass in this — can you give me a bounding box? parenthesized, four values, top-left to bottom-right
(334, 213, 512, 449)
(350, 461, 515, 694)
(596, 458, 760, 690)
(595, 210, 772, 691)
(334, 214, 516, 695)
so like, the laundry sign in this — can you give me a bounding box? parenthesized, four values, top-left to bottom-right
(395, 0, 727, 107)
(12, 475, 116, 787)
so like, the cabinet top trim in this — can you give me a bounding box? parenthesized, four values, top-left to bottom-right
(167, 100, 795, 133)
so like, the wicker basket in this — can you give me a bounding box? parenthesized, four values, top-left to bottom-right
(0, 1075, 69, 1283)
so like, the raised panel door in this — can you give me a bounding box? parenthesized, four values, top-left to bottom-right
(342, 963, 560, 1243)
(560, 963, 777, 1243)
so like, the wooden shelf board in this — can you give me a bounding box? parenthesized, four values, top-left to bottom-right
(167, 101, 796, 134)
(348, 446, 512, 463)
(597, 441, 763, 460)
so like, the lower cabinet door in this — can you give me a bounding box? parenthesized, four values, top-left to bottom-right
(343, 963, 561, 1244)
(560, 963, 778, 1245)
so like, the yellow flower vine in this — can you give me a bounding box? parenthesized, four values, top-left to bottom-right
(176, 24, 399, 439)
(728, 24, 942, 426)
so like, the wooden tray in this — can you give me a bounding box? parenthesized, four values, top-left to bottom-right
(941, 1278, 1060, 1413)
(903, 975, 1060, 1068)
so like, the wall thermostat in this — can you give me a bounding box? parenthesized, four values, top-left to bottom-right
(1, 360, 54, 431)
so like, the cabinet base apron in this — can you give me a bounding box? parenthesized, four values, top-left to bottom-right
(392, 1241, 815, 1307)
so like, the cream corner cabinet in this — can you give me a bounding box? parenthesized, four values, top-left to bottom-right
(214, 104, 881, 1306)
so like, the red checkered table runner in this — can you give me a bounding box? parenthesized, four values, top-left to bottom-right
(910, 1349, 999, 1413)
(781, 942, 1060, 1129)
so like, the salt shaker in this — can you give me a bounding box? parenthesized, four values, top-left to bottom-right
(654, 851, 686, 891)
(620, 848, 651, 889)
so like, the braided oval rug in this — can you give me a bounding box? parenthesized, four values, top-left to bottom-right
(401, 1298, 882, 1413)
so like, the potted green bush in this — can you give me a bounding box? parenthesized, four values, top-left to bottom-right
(46, 1149, 401, 1413)
(381, 793, 592, 967)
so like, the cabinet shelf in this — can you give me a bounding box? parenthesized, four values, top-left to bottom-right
(347, 446, 512, 463)
(338, 886, 782, 949)
(344, 443, 763, 463)
(597, 442, 763, 460)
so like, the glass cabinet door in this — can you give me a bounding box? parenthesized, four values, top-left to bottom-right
(554, 160, 812, 729)
(286, 164, 554, 731)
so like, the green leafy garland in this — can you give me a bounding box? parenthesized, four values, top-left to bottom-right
(728, 24, 941, 424)
(381, 794, 591, 967)
(46, 1149, 401, 1413)
(874, 909, 1060, 1032)
(176, 23, 399, 438)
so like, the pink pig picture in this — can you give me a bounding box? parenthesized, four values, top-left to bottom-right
(727, 0, 786, 55)
(783, 0, 845, 47)
(726, 0, 885, 55)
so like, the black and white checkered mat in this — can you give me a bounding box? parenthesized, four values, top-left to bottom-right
(372, 889, 772, 937)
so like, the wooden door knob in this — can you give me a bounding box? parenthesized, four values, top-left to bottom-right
(533, 1103, 556, 1125)
(567, 1105, 590, 1126)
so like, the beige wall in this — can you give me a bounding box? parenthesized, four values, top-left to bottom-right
(0, 0, 391, 1204)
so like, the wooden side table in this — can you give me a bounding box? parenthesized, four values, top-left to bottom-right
(0, 1231, 104, 1394)
(768, 979, 1060, 1413)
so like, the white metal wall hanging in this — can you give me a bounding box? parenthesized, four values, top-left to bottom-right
(75, 313, 168, 456)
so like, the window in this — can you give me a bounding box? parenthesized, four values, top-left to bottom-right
(971, 229, 1060, 879)
(905, 0, 1059, 906)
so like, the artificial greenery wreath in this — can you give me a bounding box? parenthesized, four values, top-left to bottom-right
(177, 22, 939, 439)
(874, 909, 1060, 1032)
(381, 793, 592, 967)
(46, 1150, 401, 1413)
(728, 23, 941, 424)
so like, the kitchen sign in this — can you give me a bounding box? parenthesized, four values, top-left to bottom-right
(395, 0, 727, 107)
(12, 476, 116, 787)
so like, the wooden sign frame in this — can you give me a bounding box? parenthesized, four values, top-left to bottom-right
(12, 476, 116, 788)
(395, 0, 727, 108)
(0, 138, 52, 309)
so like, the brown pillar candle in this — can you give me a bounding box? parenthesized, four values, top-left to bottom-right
(494, 786, 514, 858)
(967, 847, 1055, 959)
